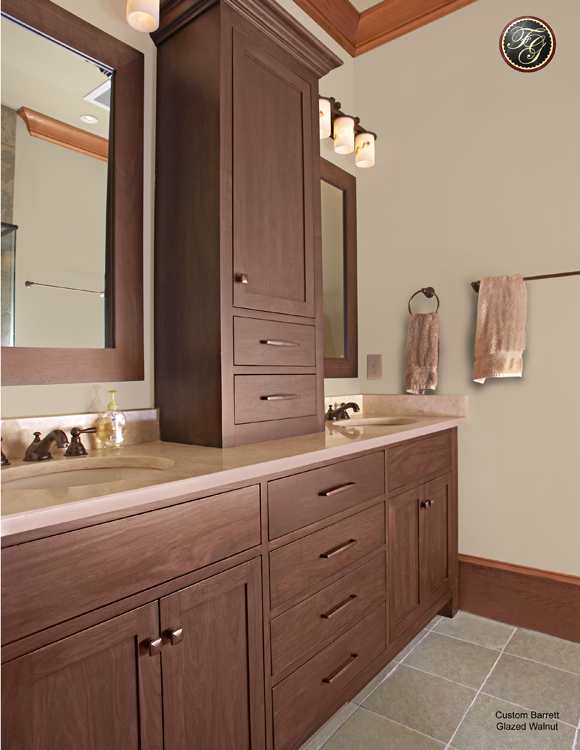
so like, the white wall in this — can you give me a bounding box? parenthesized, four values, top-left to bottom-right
(354, 0, 580, 575)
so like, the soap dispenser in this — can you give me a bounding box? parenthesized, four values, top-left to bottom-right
(97, 390, 128, 448)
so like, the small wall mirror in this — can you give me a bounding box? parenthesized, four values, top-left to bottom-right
(321, 158, 357, 378)
(1, 0, 144, 385)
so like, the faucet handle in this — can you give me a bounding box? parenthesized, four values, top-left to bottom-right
(64, 427, 97, 457)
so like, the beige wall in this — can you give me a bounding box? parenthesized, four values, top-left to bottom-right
(354, 0, 580, 576)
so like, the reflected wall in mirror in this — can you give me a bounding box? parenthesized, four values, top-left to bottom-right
(2, 17, 110, 348)
(321, 158, 358, 378)
(1, 0, 144, 386)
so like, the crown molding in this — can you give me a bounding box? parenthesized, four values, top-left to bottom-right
(293, 0, 478, 57)
(17, 108, 108, 162)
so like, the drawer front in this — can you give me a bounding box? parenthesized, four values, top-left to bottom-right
(269, 503, 385, 610)
(268, 452, 384, 539)
(273, 603, 386, 750)
(234, 375, 317, 424)
(2, 485, 261, 645)
(388, 431, 452, 492)
(271, 553, 386, 676)
(234, 317, 316, 367)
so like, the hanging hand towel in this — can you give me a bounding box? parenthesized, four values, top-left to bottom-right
(473, 274, 527, 383)
(405, 312, 439, 394)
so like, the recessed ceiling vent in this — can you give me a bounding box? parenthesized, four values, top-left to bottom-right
(83, 80, 111, 111)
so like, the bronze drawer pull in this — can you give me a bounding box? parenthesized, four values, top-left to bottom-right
(321, 594, 358, 620)
(322, 653, 358, 684)
(320, 539, 357, 559)
(260, 339, 301, 347)
(261, 394, 300, 401)
(319, 482, 356, 497)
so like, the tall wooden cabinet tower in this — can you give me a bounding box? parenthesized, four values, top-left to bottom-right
(152, 0, 342, 447)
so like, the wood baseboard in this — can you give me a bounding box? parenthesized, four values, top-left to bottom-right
(459, 554, 580, 643)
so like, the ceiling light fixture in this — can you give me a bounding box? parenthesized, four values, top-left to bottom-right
(320, 96, 377, 167)
(80, 114, 99, 124)
(126, 0, 159, 32)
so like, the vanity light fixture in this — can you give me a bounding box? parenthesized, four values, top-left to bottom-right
(319, 97, 331, 139)
(333, 116, 355, 154)
(320, 96, 377, 167)
(80, 114, 98, 124)
(355, 132, 375, 168)
(126, 0, 159, 32)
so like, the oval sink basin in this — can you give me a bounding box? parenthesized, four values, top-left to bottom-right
(335, 417, 418, 427)
(1, 456, 174, 490)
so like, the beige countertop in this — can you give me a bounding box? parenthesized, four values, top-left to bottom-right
(1, 395, 467, 539)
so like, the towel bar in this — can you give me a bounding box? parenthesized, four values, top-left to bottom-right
(471, 271, 580, 293)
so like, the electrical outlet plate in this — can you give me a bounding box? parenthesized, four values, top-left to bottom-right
(367, 354, 382, 380)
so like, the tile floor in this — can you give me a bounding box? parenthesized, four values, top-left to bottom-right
(301, 611, 580, 750)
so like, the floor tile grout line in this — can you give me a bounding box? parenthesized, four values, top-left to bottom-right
(397, 662, 480, 692)
(429, 629, 514, 652)
(444, 626, 518, 750)
(477, 691, 579, 729)
(358, 704, 447, 746)
(496, 650, 580, 677)
(397, 628, 441, 666)
(308, 704, 358, 750)
(352, 663, 398, 705)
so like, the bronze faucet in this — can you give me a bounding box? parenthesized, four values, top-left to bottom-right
(64, 427, 97, 457)
(24, 430, 69, 462)
(325, 402, 361, 421)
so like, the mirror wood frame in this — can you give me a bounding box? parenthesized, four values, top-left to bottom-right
(1, 0, 144, 386)
(321, 157, 358, 378)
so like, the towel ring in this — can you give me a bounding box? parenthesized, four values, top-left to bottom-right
(408, 287, 440, 314)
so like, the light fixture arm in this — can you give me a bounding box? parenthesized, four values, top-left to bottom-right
(320, 96, 377, 141)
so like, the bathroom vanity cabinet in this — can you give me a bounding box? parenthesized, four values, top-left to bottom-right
(1, 429, 458, 750)
(152, 0, 341, 448)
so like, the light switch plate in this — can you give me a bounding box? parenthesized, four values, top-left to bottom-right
(367, 354, 382, 380)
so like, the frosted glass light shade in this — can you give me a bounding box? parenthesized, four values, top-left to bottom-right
(319, 98, 331, 139)
(333, 116, 355, 154)
(355, 132, 375, 168)
(126, 0, 159, 31)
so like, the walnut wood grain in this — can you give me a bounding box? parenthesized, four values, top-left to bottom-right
(2, 486, 261, 645)
(387, 430, 452, 493)
(268, 451, 384, 539)
(17, 108, 109, 161)
(1, 0, 144, 385)
(234, 375, 317, 424)
(269, 503, 385, 609)
(270, 553, 385, 676)
(234, 317, 316, 367)
(161, 559, 266, 750)
(1, 603, 163, 750)
(272, 604, 386, 750)
(459, 555, 580, 644)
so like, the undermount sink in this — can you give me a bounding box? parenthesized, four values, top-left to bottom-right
(334, 417, 419, 427)
(1, 456, 174, 490)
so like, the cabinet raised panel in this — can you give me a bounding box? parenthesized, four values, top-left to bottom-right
(1, 603, 163, 750)
(161, 559, 265, 750)
(232, 29, 315, 318)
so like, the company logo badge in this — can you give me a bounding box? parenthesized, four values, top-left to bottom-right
(500, 17, 555, 71)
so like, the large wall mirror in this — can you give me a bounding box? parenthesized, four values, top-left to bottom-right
(321, 158, 357, 378)
(1, 0, 144, 386)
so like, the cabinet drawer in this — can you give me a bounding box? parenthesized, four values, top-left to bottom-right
(388, 431, 452, 492)
(273, 603, 386, 750)
(269, 503, 385, 609)
(2, 485, 261, 645)
(268, 452, 384, 539)
(234, 317, 316, 367)
(271, 553, 385, 676)
(234, 375, 317, 424)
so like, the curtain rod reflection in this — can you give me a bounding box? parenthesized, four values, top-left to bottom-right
(25, 280, 105, 297)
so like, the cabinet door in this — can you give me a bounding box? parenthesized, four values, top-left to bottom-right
(232, 27, 316, 318)
(160, 558, 265, 750)
(1, 603, 162, 750)
(422, 473, 452, 609)
(388, 486, 422, 642)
